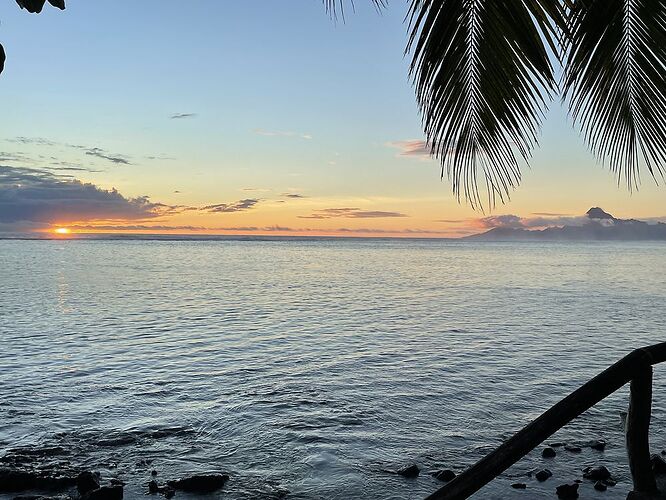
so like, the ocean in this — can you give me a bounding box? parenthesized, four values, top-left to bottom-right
(1, 238, 666, 499)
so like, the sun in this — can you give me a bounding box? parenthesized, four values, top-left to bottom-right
(54, 227, 71, 235)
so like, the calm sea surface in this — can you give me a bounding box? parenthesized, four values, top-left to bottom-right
(1, 238, 666, 499)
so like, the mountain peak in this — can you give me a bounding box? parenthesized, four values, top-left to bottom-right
(586, 207, 615, 220)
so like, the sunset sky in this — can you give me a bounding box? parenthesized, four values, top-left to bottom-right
(1, 1, 665, 238)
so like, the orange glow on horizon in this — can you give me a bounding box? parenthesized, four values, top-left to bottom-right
(54, 227, 72, 235)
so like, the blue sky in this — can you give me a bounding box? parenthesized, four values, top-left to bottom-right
(0, 1, 664, 236)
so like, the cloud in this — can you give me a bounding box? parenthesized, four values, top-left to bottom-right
(10, 137, 57, 146)
(202, 198, 260, 213)
(253, 129, 312, 140)
(475, 214, 588, 230)
(0, 166, 170, 228)
(84, 148, 131, 165)
(299, 207, 408, 219)
(282, 193, 307, 199)
(386, 139, 437, 160)
(170, 113, 197, 120)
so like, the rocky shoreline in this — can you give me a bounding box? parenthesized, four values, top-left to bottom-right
(3, 437, 666, 499)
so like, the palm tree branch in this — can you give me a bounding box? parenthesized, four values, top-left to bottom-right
(563, 0, 666, 188)
(407, 0, 565, 209)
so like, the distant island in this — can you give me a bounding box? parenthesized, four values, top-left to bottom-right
(466, 208, 666, 241)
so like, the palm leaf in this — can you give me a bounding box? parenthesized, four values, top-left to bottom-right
(407, 0, 565, 209)
(563, 0, 666, 189)
(323, 0, 387, 20)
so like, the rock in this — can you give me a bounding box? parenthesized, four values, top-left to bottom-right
(160, 487, 175, 499)
(148, 479, 159, 494)
(651, 454, 666, 475)
(167, 474, 230, 492)
(77, 471, 100, 495)
(511, 483, 527, 489)
(151, 470, 158, 477)
(83, 486, 123, 500)
(594, 481, 607, 492)
(0, 468, 77, 492)
(583, 466, 611, 481)
(535, 469, 553, 482)
(603, 478, 617, 487)
(549, 442, 565, 448)
(588, 440, 607, 451)
(564, 445, 582, 453)
(556, 483, 579, 499)
(542, 447, 556, 458)
(109, 479, 125, 487)
(432, 469, 456, 482)
(396, 464, 419, 478)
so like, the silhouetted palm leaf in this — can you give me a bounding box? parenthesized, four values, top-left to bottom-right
(563, 0, 666, 189)
(323, 0, 387, 20)
(407, 0, 565, 208)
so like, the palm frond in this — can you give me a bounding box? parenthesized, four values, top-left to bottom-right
(407, 0, 564, 209)
(563, 0, 666, 189)
(323, 0, 387, 21)
(16, 0, 65, 14)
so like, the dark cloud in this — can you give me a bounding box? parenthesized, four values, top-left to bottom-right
(299, 208, 407, 219)
(170, 113, 198, 120)
(85, 148, 131, 165)
(202, 199, 260, 213)
(282, 193, 306, 199)
(0, 166, 169, 227)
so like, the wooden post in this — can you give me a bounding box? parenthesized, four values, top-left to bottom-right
(627, 364, 658, 495)
(426, 344, 666, 500)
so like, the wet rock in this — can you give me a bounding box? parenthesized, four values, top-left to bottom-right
(148, 479, 159, 494)
(651, 454, 666, 475)
(594, 481, 607, 492)
(564, 445, 582, 453)
(77, 471, 100, 495)
(556, 483, 579, 499)
(535, 469, 553, 482)
(160, 487, 175, 499)
(109, 479, 125, 487)
(511, 483, 527, 489)
(151, 470, 158, 477)
(432, 469, 455, 482)
(0, 468, 77, 492)
(588, 439, 606, 451)
(549, 442, 565, 448)
(83, 485, 123, 500)
(396, 464, 419, 478)
(542, 447, 556, 458)
(583, 466, 611, 481)
(603, 478, 617, 487)
(167, 474, 230, 492)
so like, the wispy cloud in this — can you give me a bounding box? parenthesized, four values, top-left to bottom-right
(170, 113, 198, 120)
(386, 139, 435, 160)
(282, 192, 307, 199)
(202, 198, 260, 213)
(253, 129, 312, 140)
(299, 207, 408, 219)
(84, 147, 131, 165)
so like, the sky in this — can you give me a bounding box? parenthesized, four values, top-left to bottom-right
(0, 0, 664, 238)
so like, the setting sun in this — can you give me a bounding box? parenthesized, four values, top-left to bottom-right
(54, 228, 71, 235)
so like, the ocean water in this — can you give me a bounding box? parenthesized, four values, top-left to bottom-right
(1, 238, 666, 499)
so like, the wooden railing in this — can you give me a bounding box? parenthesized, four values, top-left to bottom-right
(427, 342, 666, 499)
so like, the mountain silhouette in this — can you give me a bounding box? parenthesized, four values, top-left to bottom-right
(467, 208, 666, 241)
